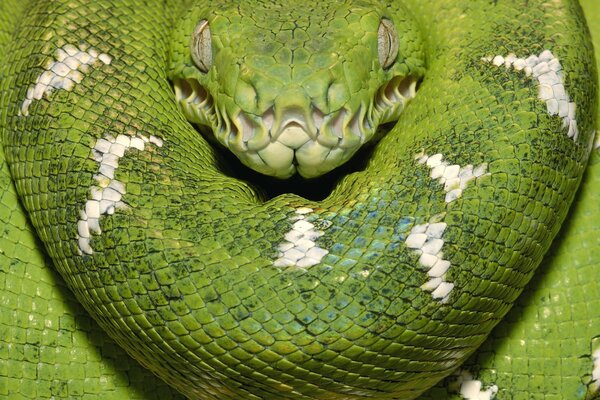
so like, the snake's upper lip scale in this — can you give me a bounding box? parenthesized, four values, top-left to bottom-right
(233, 76, 419, 153)
(174, 75, 418, 152)
(173, 74, 418, 177)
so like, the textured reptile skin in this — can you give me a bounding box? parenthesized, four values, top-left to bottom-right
(0, 1, 598, 399)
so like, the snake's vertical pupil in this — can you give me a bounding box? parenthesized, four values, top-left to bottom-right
(378, 18, 399, 69)
(191, 19, 212, 72)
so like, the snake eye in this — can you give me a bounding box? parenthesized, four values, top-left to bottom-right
(191, 19, 212, 73)
(378, 18, 399, 70)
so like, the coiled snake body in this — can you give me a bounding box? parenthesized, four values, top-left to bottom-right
(1, 1, 599, 399)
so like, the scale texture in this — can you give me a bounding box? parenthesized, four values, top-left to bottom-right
(0, 1, 598, 399)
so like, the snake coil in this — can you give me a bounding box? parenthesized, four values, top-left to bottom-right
(0, 0, 598, 399)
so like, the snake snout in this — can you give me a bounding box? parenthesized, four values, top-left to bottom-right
(227, 104, 361, 179)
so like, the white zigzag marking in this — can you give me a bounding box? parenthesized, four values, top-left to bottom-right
(21, 44, 111, 116)
(77, 134, 163, 255)
(405, 217, 453, 303)
(417, 153, 488, 203)
(484, 50, 578, 141)
(274, 208, 330, 269)
(408, 153, 488, 303)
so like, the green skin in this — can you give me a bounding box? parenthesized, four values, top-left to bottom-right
(0, 1, 598, 400)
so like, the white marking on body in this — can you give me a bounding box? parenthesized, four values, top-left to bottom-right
(417, 153, 488, 203)
(273, 208, 330, 269)
(484, 50, 578, 141)
(593, 130, 600, 150)
(409, 153, 487, 302)
(592, 344, 600, 392)
(405, 217, 453, 303)
(453, 370, 498, 400)
(77, 134, 163, 255)
(21, 44, 112, 116)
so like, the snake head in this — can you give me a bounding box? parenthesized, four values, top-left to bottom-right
(169, 1, 425, 178)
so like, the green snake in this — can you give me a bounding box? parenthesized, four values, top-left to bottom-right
(1, 0, 599, 399)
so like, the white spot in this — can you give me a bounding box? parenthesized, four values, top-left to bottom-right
(77, 134, 163, 255)
(593, 130, 600, 150)
(296, 207, 313, 215)
(484, 50, 579, 141)
(417, 153, 488, 203)
(453, 370, 498, 400)
(21, 44, 112, 116)
(492, 55, 504, 67)
(405, 217, 454, 303)
(149, 135, 164, 147)
(273, 208, 330, 269)
(592, 344, 600, 392)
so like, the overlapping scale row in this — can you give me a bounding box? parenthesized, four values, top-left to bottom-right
(0, 0, 596, 399)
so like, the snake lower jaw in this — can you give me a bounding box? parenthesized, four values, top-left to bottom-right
(173, 75, 420, 178)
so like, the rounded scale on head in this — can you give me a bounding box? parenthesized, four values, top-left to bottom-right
(170, 1, 426, 179)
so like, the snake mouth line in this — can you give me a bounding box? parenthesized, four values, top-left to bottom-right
(173, 75, 418, 178)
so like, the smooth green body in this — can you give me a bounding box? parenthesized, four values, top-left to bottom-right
(0, 1, 598, 399)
